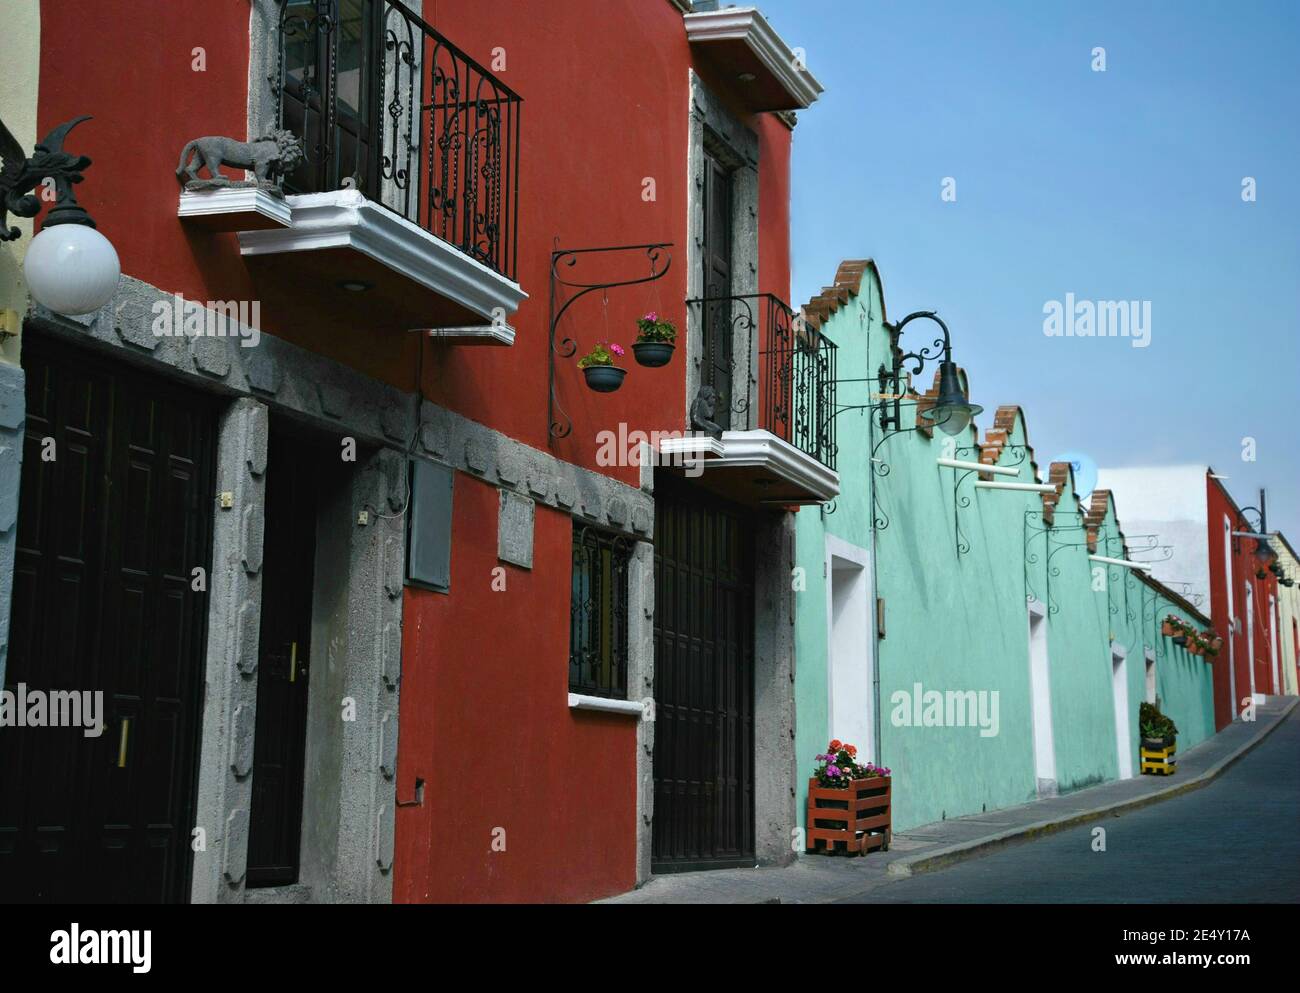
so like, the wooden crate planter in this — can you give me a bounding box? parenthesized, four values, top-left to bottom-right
(1141, 739, 1177, 776)
(806, 776, 892, 856)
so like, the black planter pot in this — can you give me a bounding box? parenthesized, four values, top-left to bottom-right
(582, 365, 627, 393)
(632, 341, 675, 368)
(1172, 635, 1187, 646)
(1143, 736, 1175, 750)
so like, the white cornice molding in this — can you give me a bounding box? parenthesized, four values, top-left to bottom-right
(658, 429, 840, 502)
(684, 7, 825, 109)
(422, 323, 517, 347)
(237, 190, 527, 322)
(718, 429, 840, 501)
(178, 187, 292, 230)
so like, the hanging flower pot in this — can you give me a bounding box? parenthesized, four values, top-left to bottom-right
(1161, 618, 1177, 637)
(582, 365, 627, 392)
(1172, 634, 1187, 647)
(632, 341, 674, 368)
(577, 341, 627, 393)
(633, 312, 677, 368)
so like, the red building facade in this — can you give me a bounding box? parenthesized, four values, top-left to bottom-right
(3, 0, 830, 903)
(389, 0, 824, 904)
(1206, 473, 1282, 730)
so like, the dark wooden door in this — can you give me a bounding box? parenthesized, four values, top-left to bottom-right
(246, 427, 318, 887)
(701, 151, 734, 430)
(652, 477, 755, 872)
(0, 337, 214, 903)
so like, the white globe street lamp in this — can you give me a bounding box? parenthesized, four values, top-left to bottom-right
(24, 223, 120, 316)
(2, 115, 119, 317)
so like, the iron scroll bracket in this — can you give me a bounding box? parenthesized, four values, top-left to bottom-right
(548, 242, 673, 442)
(949, 443, 1029, 557)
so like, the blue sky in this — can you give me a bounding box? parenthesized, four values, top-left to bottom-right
(761, 0, 1299, 541)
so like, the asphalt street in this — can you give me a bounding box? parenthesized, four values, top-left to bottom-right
(837, 707, 1300, 903)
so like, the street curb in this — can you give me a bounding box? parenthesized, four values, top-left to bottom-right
(885, 698, 1300, 879)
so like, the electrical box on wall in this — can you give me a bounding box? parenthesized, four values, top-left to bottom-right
(406, 458, 454, 593)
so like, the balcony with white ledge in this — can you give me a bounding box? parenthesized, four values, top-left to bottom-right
(658, 294, 839, 507)
(178, 0, 524, 342)
(684, 4, 825, 112)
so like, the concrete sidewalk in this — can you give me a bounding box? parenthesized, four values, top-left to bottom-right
(601, 696, 1299, 904)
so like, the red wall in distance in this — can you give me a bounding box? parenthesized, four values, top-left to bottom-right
(1207, 475, 1281, 729)
(1207, 477, 1240, 729)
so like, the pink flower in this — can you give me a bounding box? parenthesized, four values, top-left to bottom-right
(644, 311, 657, 321)
(610, 343, 625, 356)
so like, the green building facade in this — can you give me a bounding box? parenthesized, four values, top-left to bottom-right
(793, 260, 1217, 835)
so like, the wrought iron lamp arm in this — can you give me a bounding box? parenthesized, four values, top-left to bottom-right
(887, 310, 954, 378)
(1235, 506, 1265, 530)
(875, 311, 961, 433)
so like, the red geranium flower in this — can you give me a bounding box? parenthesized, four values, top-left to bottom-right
(845, 744, 857, 757)
(829, 739, 843, 752)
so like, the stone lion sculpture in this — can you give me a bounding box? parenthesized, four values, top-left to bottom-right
(176, 129, 305, 192)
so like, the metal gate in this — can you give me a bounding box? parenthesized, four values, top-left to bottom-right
(0, 337, 215, 903)
(651, 478, 755, 871)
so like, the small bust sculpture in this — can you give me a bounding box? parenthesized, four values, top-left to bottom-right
(176, 129, 305, 195)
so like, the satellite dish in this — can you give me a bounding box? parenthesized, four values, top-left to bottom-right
(1050, 450, 1098, 500)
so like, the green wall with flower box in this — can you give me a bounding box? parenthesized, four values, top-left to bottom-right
(793, 260, 1218, 839)
(792, 263, 885, 836)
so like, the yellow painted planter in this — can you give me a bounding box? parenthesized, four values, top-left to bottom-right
(1140, 740, 1177, 776)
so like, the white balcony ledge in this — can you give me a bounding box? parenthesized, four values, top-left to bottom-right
(178, 187, 291, 231)
(233, 189, 527, 334)
(658, 429, 839, 506)
(684, 7, 825, 111)
(568, 694, 648, 719)
(423, 324, 517, 347)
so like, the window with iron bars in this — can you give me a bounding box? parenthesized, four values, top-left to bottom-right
(569, 524, 632, 699)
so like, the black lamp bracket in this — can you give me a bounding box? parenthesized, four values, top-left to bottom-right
(0, 114, 98, 242)
(878, 311, 953, 432)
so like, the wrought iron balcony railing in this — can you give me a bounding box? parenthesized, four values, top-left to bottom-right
(274, 0, 521, 280)
(687, 294, 838, 470)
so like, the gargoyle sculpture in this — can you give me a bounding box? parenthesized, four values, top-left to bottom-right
(690, 384, 726, 440)
(0, 115, 95, 241)
(176, 129, 305, 193)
